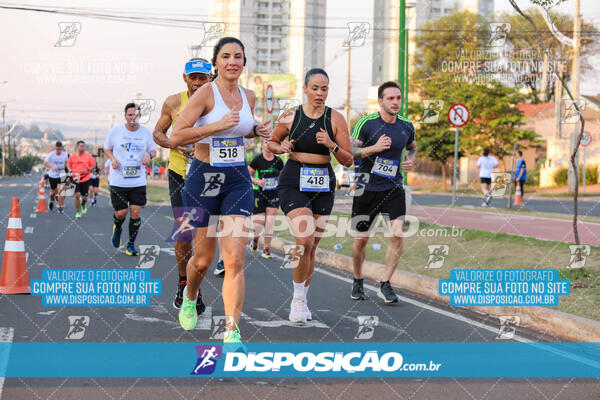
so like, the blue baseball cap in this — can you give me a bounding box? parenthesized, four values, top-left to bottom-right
(185, 59, 211, 75)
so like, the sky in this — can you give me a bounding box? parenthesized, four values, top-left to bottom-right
(0, 0, 598, 138)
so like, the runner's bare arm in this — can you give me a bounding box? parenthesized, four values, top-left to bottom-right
(355, 134, 392, 160)
(401, 141, 418, 172)
(170, 85, 236, 146)
(43, 160, 56, 171)
(351, 138, 364, 160)
(153, 95, 176, 148)
(247, 166, 262, 186)
(244, 89, 272, 139)
(406, 141, 417, 161)
(329, 110, 353, 167)
(267, 112, 294, 154)
(104, 149, 120, 169)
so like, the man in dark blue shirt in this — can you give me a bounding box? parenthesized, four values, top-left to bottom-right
(349, 81, 417, 304)
(515, 150, 527, 195)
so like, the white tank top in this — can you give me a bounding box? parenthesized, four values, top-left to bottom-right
(195, 81, 254, 144)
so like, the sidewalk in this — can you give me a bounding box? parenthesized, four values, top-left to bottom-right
(334, 201, 600, 246)
(412, 183, 600, 201)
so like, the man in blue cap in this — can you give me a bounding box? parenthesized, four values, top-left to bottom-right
(153, 57, 211, 313)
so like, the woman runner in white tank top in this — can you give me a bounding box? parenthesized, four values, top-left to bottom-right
(171, 37, 272, 347)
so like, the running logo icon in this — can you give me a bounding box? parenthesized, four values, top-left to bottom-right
(202, 173, 225, 197)
(168, 207, 203, 242)
(191, 345, 222, 375)
(345, 22, 370, 47)
(354, 316, 379, 339)
(562, 99, 586, 124)
(497, 316, 520, 339)
(489, 173, 511, 197)
(567, 245, 590, 269)
(200, 23, 226, 47)
(487, 22, 510, 47)
(345, 172, 369, 197)
(277, 99, 301, 124)
(65, 316, 90, 340)
(210, 316, 229, 339)
(426, 245, 449, 269)
(55, 22, 81, 47)
(282, 245, 304, 269)
(137, 245, 160, 269)
(421, 100, 444, 124)
(133, 99, 156, 124)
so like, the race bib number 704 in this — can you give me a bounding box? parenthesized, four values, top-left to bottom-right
(371, 157, 399, 178)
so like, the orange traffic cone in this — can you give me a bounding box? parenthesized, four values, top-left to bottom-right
(35, 175, 47, 213)
(0, 197, 30, 294)
(514, 183, 523, 206)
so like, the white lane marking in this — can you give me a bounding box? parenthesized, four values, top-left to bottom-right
(314, 267, 530, 341)
(37, 311, 57, 315)
(160, 247, 175, 256)
(197, 306, 212, 330)
(124, 313, 179, 328)
(25, 252, 28, 262)
(29, 213, 37, 219)
(320, 310, 406, 335)
(0, 327, 15, 400)
(24, 227, 33, 234)
(243, 309, 329, 329)
(315, 267, 600, 370)
(123, 306, 212, 331)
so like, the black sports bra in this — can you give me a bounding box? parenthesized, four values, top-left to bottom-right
(288, 105, 335, 156)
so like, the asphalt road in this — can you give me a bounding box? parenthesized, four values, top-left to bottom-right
(0, 176, 598, 399)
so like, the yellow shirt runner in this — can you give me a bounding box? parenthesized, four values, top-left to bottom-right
(168, 90, 190, 177)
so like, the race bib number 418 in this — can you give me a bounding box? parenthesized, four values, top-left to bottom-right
(300, 167, 329, 192)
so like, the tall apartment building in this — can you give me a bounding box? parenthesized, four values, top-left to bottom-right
(206, 0, 326, 100)
(371, 0, 494, 86)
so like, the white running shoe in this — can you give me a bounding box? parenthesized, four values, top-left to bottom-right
(304, 300, 312, 321)
(289, 297, 307, 324)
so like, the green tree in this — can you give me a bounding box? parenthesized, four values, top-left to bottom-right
(409, 99, 461, 190)
(413, 12, 489, 81)
(500, 8, 599, 102)
(6, 154, 42, 175)
(412, 75, 540, 182)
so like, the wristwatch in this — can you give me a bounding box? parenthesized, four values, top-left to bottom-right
(332, 145, 340, 153)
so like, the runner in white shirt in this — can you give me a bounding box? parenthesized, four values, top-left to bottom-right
(104, 102, 157, 256)
(477, 147, 499, 207)
(43, 141, 69, 213)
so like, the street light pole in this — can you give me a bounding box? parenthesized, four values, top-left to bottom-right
(1, 105, 5, 177)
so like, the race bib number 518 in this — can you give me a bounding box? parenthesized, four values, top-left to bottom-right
(210, 137, 245, 167)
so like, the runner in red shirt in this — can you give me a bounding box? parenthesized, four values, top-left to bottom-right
(67, 140, 96, 218)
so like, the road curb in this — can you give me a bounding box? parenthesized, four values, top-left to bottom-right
(269, 237, 600, 342)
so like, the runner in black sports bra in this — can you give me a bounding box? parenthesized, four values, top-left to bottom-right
(268, 67, 353, 325)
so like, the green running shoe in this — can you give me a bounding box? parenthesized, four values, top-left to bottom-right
(223, 320, 247, 354)
(178, 286, 198, 331)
